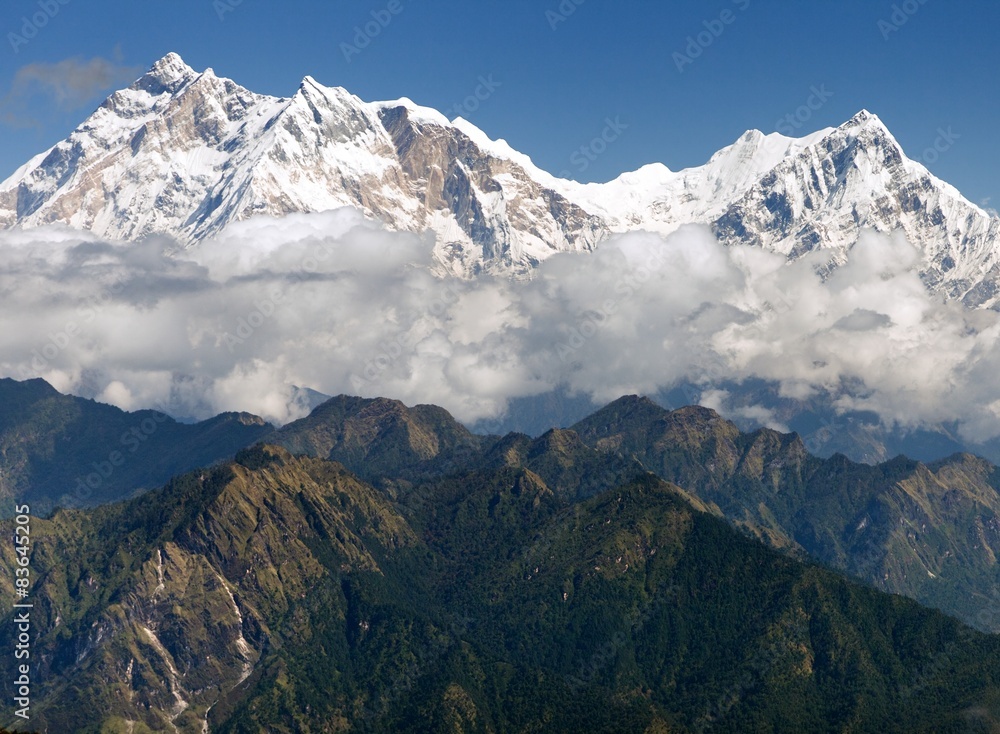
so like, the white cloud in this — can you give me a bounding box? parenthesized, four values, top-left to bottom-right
(2, 211, 1000, 443)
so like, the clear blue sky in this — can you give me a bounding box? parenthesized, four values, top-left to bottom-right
(1, 0, 998, 208)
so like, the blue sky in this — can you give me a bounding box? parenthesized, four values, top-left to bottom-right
(1, 0, 998, 208)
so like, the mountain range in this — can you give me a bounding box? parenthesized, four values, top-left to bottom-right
(268, 393, 1000, 636)
(4, 377, 1000, 729)
(4, 404, 1000, 731)
(0, 377, 272, 513)
(4, 51, 1000, 734)
(2, 53, 999, 306)
(4, 376, 1000, 624)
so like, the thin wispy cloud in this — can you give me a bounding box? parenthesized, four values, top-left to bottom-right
(0, 56, 142, 126)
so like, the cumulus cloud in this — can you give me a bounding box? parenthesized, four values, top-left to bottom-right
(0, 56, 142, 126)
(3, 209, 1000, 443)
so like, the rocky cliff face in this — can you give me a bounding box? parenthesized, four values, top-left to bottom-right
(0, 53, 605, 276)
(0, 446, 419, 732)
(3, 54, 1000, 301)
(712, 111, 1000, 306)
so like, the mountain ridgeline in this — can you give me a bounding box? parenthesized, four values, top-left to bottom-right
(0, 378, 273, 514)
(2, 443, 1000, 732)
(4, 383, 1000, 730)
(2, 54, 999, 303)
(5, 378, 1000, 634)
(268, 394, 1000, 635)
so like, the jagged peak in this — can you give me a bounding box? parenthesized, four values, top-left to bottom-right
(846, 109, 881, 126)
(0, 376, 60, 399)
(452, 115, 564, 182)
(828, 109, 910, 163)
(599, 394, 667, 415)
(298, 74, 323, 92)
(669, 404, 725, 422)
(737, 128, 766, 144)
(289, 76, 369, 116)
(143, 52, 197, 87)
(838, 109, 897, 140)
(133, 54, 252, 100)
(680, 125, 835, 191)
(295, 76, 357, 101)
(615, 394, 659, 406)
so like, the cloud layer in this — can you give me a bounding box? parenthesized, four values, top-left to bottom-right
(2, 209, 1000, 442)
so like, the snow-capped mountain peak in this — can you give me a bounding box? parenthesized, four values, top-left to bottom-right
(2, 53, 999, 303)
(144, 51, 197, 89)
(374, 97, 453, 127)
(0, 54, 604, 273)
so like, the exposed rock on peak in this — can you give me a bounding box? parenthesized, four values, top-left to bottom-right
(2, 56, 999, 302)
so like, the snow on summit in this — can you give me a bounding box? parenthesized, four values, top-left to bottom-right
(2, 54, 999, 304)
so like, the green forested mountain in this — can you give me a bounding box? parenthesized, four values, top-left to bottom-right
(274, 393, 1000, 634)
(3, 436, 1000, 732)
(0, 378, 273, 512)
(4, 386, 1000, 731)
(571, 396, 1000, 633)
(272, 394, 489, 484)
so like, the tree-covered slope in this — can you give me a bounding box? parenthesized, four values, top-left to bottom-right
(3, 443, 1000, 732)
(0, 378, 273, 512)
(573, 396, 1000, 632)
